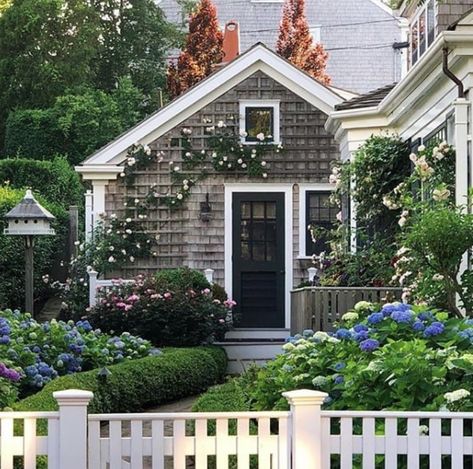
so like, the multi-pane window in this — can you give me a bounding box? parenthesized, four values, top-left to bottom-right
(410, 0, 437, 67)
(305, 191, 338, 256)
(239, 101, 280, 144)
(240, 201, 277, 262)
(245, 107, 274, 142)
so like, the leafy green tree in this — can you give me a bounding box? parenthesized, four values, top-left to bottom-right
(5, 78, 145, 164)
(0, 0, 177, 150)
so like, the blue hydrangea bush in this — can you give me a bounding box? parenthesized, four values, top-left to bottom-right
(0, 309, 158, 406)
(249, 301, 473, 412)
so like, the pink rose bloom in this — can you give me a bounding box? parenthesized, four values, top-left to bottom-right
(213, 299, 221, 305)
(188, 289, 196, 297)
(127, 294, 140, 302)
(202, 288, 211, 295)
(116, 302, 127, 309)
(150, 293, 161, 300)
(164, 292, 172, 299)
(124, 304, 133, 312)
(224, 299, 237, 308)
(219, 319, 225, 324)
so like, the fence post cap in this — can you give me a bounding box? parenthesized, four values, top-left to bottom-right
(204, 268, 214, 273)
(282, 389, 328, 405)
(53, 389, 94, 405)
(88, 270, 98, 277)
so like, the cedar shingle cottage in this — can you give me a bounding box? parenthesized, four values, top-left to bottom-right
(76, 30, 354, 368)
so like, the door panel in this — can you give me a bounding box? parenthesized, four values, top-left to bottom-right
(232, 193, 285, 328)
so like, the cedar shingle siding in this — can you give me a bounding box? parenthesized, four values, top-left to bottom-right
(436, 0, 473, 33)
(104, 71, 339, 288)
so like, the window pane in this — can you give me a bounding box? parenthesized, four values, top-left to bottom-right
(252, 202, 265, 219)
(245, 107, 274, 141)
(306, 190, 338, 256)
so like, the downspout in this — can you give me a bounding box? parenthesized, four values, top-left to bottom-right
(442, 47, 465, 98)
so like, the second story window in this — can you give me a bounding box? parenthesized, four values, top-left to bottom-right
(410, 0, 436, 67)
(239, 100, 280, 144)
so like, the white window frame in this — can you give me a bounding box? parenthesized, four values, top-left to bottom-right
(239, 100, 281, 145)
(409, 0, 437, 68)
(298, 183, 335, 259)
(224, 183, 293, 329)
(310, 26, 322, 44)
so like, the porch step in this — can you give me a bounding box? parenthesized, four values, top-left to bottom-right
(224, 328, 291, 341)
(214, 340, 285, 375)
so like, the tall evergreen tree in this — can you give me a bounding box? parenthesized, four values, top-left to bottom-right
(276, 0, 330, 84)
(167, 0, 223, 99)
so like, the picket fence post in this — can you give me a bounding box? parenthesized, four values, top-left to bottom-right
(283, 389, 328, 469)
(85, 190, 93, 243)
(53, 389, 94, 469)
(89, 270, 98, 307)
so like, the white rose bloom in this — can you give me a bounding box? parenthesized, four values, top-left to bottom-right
(177, 193, 183, 200)
(418, 145, 426, 152)
(433, 274, 444, 281)
(143, 145, 151, 155)
(256, 133, 265, 141)
(129, 256, 135, 262)
(108, 256, 115, 263)
(262, 173, 268, 178)
(240, 131, 248, 138)
(185, 152, 191, 157)
(433, 187, 451, 201)
(398, 217, 407, 228)
(217, 121, 225, 128)
(261, 161, 267, 166)
(237, 159, 243, 164)
(242, 163, 247, 168)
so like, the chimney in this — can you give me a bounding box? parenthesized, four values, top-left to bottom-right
(222, 21, 240, 64)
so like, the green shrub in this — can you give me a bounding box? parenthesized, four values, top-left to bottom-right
(154, 267, 211, 292)
(89, 270, 234, 346)
(248, 301, 473, 412)
(15, 347, 227, 413)
(192, 379, 250, 413)
(0, 157, 83, 208)
(0, 186, 69, 309)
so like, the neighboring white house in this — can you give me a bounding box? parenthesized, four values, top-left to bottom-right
(158, 0, 406, 93)
(326, 2, 473, 265)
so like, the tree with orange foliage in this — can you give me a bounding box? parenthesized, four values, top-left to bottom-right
(276, 0, 330, 84)
(167, 0, 223, 98)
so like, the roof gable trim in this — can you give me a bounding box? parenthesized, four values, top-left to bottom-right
(80, 44, 343, 167)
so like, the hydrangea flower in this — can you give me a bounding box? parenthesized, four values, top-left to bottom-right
(334, 375, 344, 385)
(353, 324, 368, 333)
(424, 322, 445, 338)
(312, 376, 328, 388)
(341, 312, 359, 322)
(367, 312, 384, 325)
(334, 362, 346, 371)
(359, 339, 380, 352)
(354, 331, 369, 342)
(336, 328, 352, 340)
(412, 320, 425, 332)
(444, 389, 470, 403)
(391, 310, 414, 323)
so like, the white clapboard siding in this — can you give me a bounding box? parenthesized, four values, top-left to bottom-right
(88, 411, 291, 469)
(0, 412, 59, 469)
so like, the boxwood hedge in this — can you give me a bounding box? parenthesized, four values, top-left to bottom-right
(15, 347, 227, 413)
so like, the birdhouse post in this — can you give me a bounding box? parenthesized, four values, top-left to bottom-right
(3, 190, 55, 315)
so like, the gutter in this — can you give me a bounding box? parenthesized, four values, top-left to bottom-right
(442, 47, 465, 98)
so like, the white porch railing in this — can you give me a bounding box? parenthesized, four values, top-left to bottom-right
(88, 268, 215, 308)
(5, 388, 473, 468)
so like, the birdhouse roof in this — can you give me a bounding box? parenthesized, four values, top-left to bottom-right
(4, 190, 55, 221)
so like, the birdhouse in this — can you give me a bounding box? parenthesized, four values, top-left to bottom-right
(3, 190, 55, 236)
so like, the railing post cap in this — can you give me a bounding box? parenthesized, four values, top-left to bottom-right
(88, 270, 98, 276)
(282, 389, 328, 405)
(204, 268, 214, 273)
(53, 389, 94, 405)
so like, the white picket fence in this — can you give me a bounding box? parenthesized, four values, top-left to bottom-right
(3, 389, 473, 468)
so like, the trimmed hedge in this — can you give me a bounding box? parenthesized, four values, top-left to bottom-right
(0, 157, 83, 208)
(15, 347, 227, 413)
(192, 379, 250, 413)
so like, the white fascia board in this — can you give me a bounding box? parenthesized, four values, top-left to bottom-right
(75, 165, 124, 181)
(366, 0, 398, 17)
(81, 45, 343, 167)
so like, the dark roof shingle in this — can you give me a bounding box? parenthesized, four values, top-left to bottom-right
(335, 83, 396, 111)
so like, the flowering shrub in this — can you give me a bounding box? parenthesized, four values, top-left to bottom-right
(88, 270, 234, 346)
(248, 301, 473, 412)
(0, 309, 157, 407)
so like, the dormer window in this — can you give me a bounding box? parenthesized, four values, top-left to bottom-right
(239, 100, 280, 144)
(410, 0, 436, 67)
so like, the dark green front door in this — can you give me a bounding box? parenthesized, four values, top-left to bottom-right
(232, 193, 285, 328)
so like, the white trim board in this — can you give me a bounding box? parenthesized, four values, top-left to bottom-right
(78, 44, 342, 168)
(298, 183, 334, 259)
(224, 183, 293, 329)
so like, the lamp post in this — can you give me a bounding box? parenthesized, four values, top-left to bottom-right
(3, 190, 55, 314)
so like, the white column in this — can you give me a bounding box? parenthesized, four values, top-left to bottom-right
(398, 18, 409, 80)
(85, 190, 93, 243)
(283, 389, 328, 469)
(454, 98, 469, 208)
(53, 389, 94, 469)
(88, 270, 98, 307)
(350, 173, 357, 253)
(92, 180, 107, 228)
(455, 98, 470, 293)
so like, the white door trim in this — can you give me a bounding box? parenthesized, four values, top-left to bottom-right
(224, 183, 293, 329)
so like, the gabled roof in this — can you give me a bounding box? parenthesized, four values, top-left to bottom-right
(5, 190, 55, 220)
(78, 43, 345, 168)
(335, 84, 397, 111)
